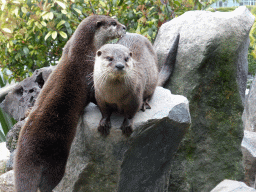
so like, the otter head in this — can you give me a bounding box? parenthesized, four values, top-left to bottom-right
(94, 44, 134, 84)
(94, 16, 126, 50)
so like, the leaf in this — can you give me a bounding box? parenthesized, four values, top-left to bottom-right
(13, 7, 19, 16)
(21, 7, 27, 14)
(1, 3, 5, 11)
(41, 21, 47, 27)
(45, 31, 52, 40)
(99, 1, 106, 6)
(23, 47, 29, 55)
(57, 20, 66, 29)
(56, 1, 66, 9)
(48, 12, 54, 20)
(2, 28, 11, 33)
(59, 31, 67, 39)
(52, 31, 58, 40)
(118, 0, 124, 6)
(15, 53, 21, 60)
(0, 107, 15, 138)
(61, 10, 67, 14)
(73, 8, 82, 15)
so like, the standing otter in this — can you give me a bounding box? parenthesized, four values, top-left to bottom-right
(14, 15, 126, 192)
(94, 33, 179, 136)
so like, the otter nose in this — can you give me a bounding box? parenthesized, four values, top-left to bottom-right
(115, 63, 125, 70)
(122, 25, 126, 30)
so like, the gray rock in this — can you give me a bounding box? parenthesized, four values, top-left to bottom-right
(0, 83, 17, 103)
(242, 131, 256, 188)
(5, 150, 16, 172)
(154, 6, 254, 191)
(210, 179, 256, 192)
(243, 76, 256, 132)
(0, 142, 10, 175)
(0, 66, 55, 121)
(0, 170, 15, 192)
(4, 119, 26, 171)
(54, 87, 191, 192)
(6, 120, 25, 152)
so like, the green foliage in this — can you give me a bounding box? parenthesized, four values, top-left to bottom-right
(208, 6, 237, 12)
(0, 0, 82, 82)
(0, 0, 208, 82)
(0, 0, 247, 82)
(248, 6, 256, 75)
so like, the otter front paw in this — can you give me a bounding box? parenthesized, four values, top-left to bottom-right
(121, 125, 133, 137)
(120, 117, 133, 137)
(98, 118, 111, 136)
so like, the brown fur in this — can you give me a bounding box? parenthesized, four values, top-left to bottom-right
(14, 15, 126, 192)
(94, 33, 179, 136)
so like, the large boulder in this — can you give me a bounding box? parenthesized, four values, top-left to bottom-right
(210, 179, 256, 192)
(242, 130, 256, 187)
(243, 75, 256, 132)
(154, 6, 254, 191)
(54, 87, 191, 192)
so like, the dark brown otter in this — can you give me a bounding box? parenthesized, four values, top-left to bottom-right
(14, 15, 126, 192)
(94, 33, 179, 136)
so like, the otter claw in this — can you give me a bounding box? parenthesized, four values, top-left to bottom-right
(121, 125, 133, 137)
(98, 118, 111, 136)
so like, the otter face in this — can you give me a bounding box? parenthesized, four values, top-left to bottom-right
(94, 17, 126, 49)
(94, 44, 134, 83)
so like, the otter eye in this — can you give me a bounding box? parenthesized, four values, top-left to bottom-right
(111, 21, 117, 26)
(124, 57, 129, 62)
(106, 57, 113, 61)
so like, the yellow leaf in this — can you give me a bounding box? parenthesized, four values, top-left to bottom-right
(99, 1, 106, 6)
(52, 31, 57, 40)
(21, 7, 27, 14)
(59, 31, 67, 39)
(2, 28, 11, 33)
(1, 3, 5, 11)
(73, 8, 82, 15)
(13, 7, 19, 17)
(48, 12, 54, 20)
(57, 20, 66, 29)
(56, 1, 66, 9)
(45, 31, 52, 40)
(41, 21, 47, 27)
(61, 10, 67, 14)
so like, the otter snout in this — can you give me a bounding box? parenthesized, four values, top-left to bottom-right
(115, 63, 125, 70)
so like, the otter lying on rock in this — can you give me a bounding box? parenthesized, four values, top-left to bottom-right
(94, 33, 180, 136)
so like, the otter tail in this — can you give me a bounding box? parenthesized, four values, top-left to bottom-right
(157, 33, 180, 87)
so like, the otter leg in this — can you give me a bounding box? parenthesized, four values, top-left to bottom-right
(39, 160, 67, 192)
(121, 117, 134, 137)
(98, 106, 112, 136)
(15, 163, 42, 192)
(140, 98, 151, 112)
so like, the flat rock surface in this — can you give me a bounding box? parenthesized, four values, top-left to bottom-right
(211, 179, 256, 192)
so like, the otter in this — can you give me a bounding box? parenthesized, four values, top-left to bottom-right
(94, 33, 179, 136)
(14, 15, 126, 192)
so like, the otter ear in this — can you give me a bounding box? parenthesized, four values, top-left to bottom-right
(97, 51, 102, 57)
(96, 21, 102, 27)
(129, 52, 132, 57)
